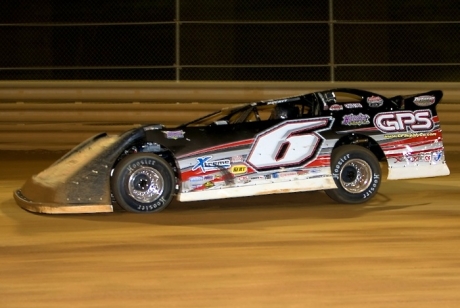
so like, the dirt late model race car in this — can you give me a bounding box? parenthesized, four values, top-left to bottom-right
(14, 88, 450, 214)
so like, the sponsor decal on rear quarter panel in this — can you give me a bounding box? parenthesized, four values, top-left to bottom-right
(413, 95, 436, 107)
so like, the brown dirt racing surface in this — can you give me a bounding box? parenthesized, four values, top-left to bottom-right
(1, 150, 460, 308)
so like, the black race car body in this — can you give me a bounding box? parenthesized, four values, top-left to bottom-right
(14, 88, 450, 214)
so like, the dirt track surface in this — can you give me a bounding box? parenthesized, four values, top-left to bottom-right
(1, 151, 460, 308)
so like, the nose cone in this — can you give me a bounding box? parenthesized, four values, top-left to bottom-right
(13, 134, 120, 214)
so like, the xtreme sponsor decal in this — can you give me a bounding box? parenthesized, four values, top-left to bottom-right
(192, 156, 231, 173)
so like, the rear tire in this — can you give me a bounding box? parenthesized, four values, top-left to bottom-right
(326, 145, 381, 204)
(111, 153, 175, 213)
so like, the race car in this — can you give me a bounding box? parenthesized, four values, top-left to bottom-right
(14, 88, 450, 214)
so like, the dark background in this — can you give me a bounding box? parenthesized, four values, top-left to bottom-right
(0, 0, 459, 81)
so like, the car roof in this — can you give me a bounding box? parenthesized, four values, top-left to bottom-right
(250, 88, 388, 108)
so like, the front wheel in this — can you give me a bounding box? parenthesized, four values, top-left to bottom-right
(111, 153, 176, 213)
(326, 145, 381, 204)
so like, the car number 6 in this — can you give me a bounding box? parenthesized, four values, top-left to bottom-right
(247, 119, 330, 170)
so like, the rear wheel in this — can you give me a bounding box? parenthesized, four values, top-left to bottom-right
(111, 153, 175, 213)
(326, 145, 381, 204)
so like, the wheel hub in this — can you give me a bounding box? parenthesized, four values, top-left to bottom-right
(341, 165, 358, 182)
(128, 167, 165, 203)
(134, 175, 150, 191)
(339, 159, 372, 194)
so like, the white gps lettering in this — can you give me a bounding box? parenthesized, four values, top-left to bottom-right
(374, 110, 434, 133)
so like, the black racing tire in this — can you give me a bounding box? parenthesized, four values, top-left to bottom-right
(325, 145, 381, 204)
(111, 153, 176, 213)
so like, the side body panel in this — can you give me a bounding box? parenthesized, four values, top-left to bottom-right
(149, 89, 449, 202)
(153, 118, 340, 202)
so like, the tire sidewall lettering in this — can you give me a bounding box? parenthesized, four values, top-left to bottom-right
(127, 159, 156, 174)
(333, 153, 350, 179)
(362, 174, 380, 199)
(136, 196, 166, 211)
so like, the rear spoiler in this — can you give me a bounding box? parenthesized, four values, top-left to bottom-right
(390, 90, 443, 111)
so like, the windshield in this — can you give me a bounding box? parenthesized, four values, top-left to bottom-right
(180, 104, 255, 127)
(179, 97, 310, 127)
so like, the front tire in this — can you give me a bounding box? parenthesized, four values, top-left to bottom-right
(326, 145, 381, 204)
(111, 153, 176, 213)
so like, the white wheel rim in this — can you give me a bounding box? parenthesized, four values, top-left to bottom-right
(339, 159, 372, 194)
(128, 166, 164, 203)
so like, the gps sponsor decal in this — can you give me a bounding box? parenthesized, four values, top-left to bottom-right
(366, 96, 384, 108)
(341, 113, 370, 126)
(192, 156, 231, 173)
(413, 95, 436, 107)
(374, 110, 434, 133)
(231, 165, 247, 174)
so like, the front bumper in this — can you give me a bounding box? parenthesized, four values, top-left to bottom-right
(14, 189, 113, 214)
(13, 128, 146, 214)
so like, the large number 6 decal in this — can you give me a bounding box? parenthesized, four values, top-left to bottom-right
(247, 118, 330, 170)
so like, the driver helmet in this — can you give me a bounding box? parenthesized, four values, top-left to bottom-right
(270, 104, 300, 120)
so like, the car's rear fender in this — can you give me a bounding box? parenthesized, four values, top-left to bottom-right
(333, 133, 385, 161)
